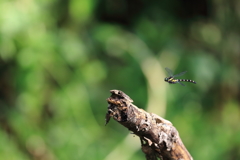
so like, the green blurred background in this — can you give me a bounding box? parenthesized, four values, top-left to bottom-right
(0, 0, 240, 159)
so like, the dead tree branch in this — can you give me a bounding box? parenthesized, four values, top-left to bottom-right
(105, 89, 193, 160)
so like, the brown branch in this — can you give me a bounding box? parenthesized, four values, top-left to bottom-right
(105, 89, 193, 160)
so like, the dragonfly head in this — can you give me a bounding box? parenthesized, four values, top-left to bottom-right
(164, 77, 168, 82)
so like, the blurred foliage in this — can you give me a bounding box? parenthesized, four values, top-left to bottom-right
(0, 0, 240, 160)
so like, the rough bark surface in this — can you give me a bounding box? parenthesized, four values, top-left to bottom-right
(105, 89, 193, 160)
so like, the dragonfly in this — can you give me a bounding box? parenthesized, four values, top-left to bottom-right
(164, 67, 196, 86)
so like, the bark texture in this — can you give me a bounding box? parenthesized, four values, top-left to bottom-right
(105, 89, 193, 160)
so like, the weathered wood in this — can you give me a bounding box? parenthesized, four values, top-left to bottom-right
(105, 89, 193, 160)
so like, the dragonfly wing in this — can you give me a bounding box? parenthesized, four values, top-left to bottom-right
(173, 71, 187, 77)
(178, 81, 185, 86)
(165, 67, 174, 76)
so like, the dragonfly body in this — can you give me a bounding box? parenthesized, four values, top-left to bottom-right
(164, 68, 196, 86)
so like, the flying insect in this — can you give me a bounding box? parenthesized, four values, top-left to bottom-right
(164, 67, 196, 86)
